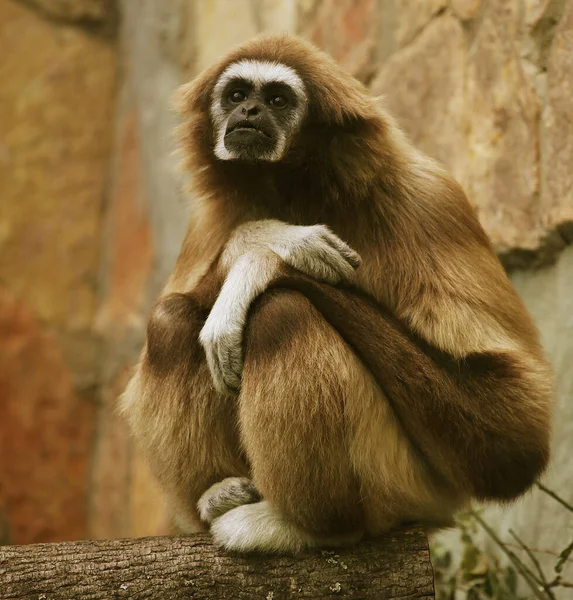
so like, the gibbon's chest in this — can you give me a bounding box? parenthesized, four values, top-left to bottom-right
(262, 173, 371, 232)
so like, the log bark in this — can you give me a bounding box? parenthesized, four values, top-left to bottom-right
(0, 527, 434, 599)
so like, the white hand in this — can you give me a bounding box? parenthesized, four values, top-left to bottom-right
(200, 304, 245, 395)
(200, 224, 361, 394)
(199, 251, 279, 394)
(267, 224, 361, 284)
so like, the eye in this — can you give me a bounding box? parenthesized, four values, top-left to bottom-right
(229, 90, 247, 103)
(269, 95, 288, 109)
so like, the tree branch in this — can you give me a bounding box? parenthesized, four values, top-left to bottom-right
(471, 511, 547, 600)
(536, 483, 573, 514)
(0, 528, 434, 599)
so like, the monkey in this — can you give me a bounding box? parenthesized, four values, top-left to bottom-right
(120, 34, 552, 554)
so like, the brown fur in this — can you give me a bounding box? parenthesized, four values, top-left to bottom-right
(121, 35, 552, 544)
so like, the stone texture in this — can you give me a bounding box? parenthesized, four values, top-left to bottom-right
(0, 0, 117, 330)
(54, 330, 103, 396)
(462, 2, 542, 256)
(371, 13, 467, 183)
(0, 506, 11, 545)
(90, 91, 156, 538)
(129, 451, 171, 538)
(183, 0, 297, 76)
(89, 369, 131, 540)
(191, 0, 261, 73)
(95, 109, 153, 339)
(395, 0, 447, 47)
(121, 0, 189, 289)
(0, 289, 95, 544)
(450, 0, 482, 21)
(524, 0, 555, 28)
(259, 0, 297, 33)
(305, 0, 571, 260)
(24, 0, 114, 23)
(540, 0, 573, 240)
(0, 0, 116, 546)
(522, 0, 568, 74)
(299, 0, 381, 81)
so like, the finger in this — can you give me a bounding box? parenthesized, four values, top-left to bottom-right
(204, 347, 219, 389)
(322, 232, 362, 269)
(320, 230, 361, 268)
(215, 369, 236, 396)
(279, 241, 334, 282)
(224, 344, 243, 390)
(212, 362, 230, 396)
(218, 344, 241, 394)
(204, 342, 234, 396)
(313, 241, 356, 281)
(295, 245, 347, 283)
(277, 237, 354, 283)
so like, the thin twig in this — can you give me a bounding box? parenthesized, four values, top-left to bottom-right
(555, 538, 573, 574)
(536, 482, 573, 513)
(504, 542, 573, 561)
(509, 529, 555, 600)
(472, 585, 494, 600)
(471, 511, 548, 600)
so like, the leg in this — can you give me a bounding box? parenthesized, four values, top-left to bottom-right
(209, 289, 461, 552)
(120, 293, 249, 531)
(197, 477, 261, 523)
(208, 289, 365, 552)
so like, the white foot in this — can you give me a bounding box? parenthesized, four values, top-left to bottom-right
(210, 500, 363, 554)
(210, 501, 312, 553)
(197, 477, 261, 524)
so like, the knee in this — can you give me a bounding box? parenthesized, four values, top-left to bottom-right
(146, 293, 205, 372)
(244, 289, 317, 359)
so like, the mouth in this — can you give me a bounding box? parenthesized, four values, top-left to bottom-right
(226, 122, 271, 138)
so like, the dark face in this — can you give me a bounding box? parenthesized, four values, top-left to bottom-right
(222, 80, 297, 161)
(211, 63, 307, 162)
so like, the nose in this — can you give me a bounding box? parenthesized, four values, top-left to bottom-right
(241, 101, 261, 117)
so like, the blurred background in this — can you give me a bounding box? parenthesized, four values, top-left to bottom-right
(1, 0, 572, 596)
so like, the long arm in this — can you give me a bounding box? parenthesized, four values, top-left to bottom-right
(199, 220, 361, 394)
(267, 269, 552, 502)
(323, 171, 552, 501)
(269, 170, 552, 502)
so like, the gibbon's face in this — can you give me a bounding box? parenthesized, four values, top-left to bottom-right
(210, 60, 308, 162)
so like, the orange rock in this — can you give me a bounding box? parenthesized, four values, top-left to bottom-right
(0, 0, 117, 331)
(89, 368, 131, 540)
(25, 0, 114, 23)
(300, 0, 380, 81)
(95, 110, 154, 337)
(0, 289, 95, 544)
(371, 14, 466, 187)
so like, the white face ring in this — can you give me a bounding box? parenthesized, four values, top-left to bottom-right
(210, 60, 307, 162)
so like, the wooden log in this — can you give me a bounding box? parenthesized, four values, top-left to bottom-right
(0, 527, 434, 599)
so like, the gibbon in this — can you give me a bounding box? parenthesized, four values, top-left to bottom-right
(120, 35, 552, 553)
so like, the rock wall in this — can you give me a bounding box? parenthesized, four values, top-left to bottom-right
(1, 0, 572, 567)
(0, 0, 118, 544)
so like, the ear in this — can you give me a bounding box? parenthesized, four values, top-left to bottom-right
(304, 67, 377, 126)
(292, 42, 377, 126)
(173, 63, 222, 117)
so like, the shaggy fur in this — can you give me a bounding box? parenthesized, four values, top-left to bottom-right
(120, 35, 552, 552)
